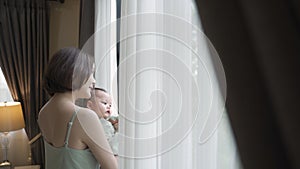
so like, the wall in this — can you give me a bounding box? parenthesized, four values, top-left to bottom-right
(49, 0, 80, 58)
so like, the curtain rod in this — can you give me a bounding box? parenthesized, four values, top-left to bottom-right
(48, 0, 64, 3)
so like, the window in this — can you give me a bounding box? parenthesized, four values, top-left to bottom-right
(0, 67, 13, 102)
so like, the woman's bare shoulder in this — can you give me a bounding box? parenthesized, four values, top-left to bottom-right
(75, 107, 103, 141)
(76, 107, 99, 121)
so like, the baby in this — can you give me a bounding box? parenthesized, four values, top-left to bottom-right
(86, 87, 118, 156)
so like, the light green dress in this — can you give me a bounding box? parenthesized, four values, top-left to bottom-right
(44, 111, 100, 169)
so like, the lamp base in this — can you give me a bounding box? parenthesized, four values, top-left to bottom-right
(0, 160, 11, 167)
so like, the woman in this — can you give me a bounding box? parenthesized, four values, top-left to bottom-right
(38, 47, 117, 169)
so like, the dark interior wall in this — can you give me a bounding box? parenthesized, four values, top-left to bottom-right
(194, 0, 300, 169)
(49, 0, 80, 57)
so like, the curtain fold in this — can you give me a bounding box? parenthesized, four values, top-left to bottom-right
(79, 0, 94, 49)
(93, 0, 118, 111)
(194, 0, 300, 168)
(0, 0, 49, 168)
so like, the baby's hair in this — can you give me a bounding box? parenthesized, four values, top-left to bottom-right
(76, 87, 107, 107)
(94, 87, 107, 93)
(89, 87, 107, 101)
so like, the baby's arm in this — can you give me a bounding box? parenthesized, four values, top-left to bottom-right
(100, 119, 119, 156)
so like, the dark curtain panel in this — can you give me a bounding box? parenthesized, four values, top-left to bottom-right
(79, 0, 94, 49)
(0, 0, 49, 168)
(75, 0, 95, 107)
(194, 0, 300, 169)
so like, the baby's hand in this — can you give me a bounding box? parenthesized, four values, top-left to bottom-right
(108, 116, 119, 131)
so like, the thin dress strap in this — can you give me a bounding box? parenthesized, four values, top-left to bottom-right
(64, 108, 79, 147)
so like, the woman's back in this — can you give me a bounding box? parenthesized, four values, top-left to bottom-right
(39, 98, 99, 169)
(38, 96, 87, 150)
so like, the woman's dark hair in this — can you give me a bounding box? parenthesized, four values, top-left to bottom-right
(43, 47, 94, 96)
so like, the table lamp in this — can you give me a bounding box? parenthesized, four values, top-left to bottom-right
(0, 102, 25, 167)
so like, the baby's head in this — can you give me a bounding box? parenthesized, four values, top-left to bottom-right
(87, 88, 112, 119)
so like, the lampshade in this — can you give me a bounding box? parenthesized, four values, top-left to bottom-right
(0, 102, 25, 132)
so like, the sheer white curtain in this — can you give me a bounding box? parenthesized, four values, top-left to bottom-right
(93, 0, 118, 116)
(94, 0, 117, 92)
(93, 0, 243, 168)
(117, 0, 243, 169)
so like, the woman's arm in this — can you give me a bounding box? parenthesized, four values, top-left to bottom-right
(76, 109, 118, 169)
